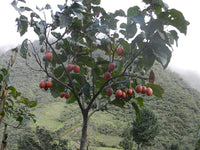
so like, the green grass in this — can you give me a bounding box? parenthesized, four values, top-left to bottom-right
(33, 101, 67, 131)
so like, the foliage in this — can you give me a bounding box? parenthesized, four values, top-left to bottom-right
(12, 0, 189, 149)
(0, 49, 37, 126)
(17, 126, 72, 150)
(119, 127, 134, 150)
(132, 107, 159, 149)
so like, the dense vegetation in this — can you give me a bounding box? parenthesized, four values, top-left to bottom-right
(0, 49, 200, 149)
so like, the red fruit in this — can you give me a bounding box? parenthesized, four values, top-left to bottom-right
(46, 81, 53, 88)
(124, 89, 128, 93)
(115, 94, 121, 100)
(141, 86, 147, 94)
(135, 85, 142, 93)
(116, 89, 123, 97)
(66, 64, 74, 72)
(73, 65, 80, 73)
(44, 87, 48, 91)
(122, 92, 126, 99)
(108, 63, 115, 72)
(104, 72, 111, 80)
(146, 87, 153, 96)
(65, 92, 70, 99)
(45, 51, 52, 61)
(60, 92, 65, 98)
(127, 88, 133, 95)
(116, 47, 123, 56)
(39, 81, 46, 88)
(106, 88, 113, 96)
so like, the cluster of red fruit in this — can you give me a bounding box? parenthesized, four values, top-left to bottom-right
(60, 92, 70, 99)
(106, 85, 153, 99)
(135, 85, 153, 96)
(104, 47, 123, 80)
(39, 80, 53, 91)
(106, 88, 134, 99)
(66, 64, 80, 73)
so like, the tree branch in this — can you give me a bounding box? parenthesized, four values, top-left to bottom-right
(46, 41, 84, 112)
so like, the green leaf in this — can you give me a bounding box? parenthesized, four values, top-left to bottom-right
(21, 96, 29, 103)
(83, 83, 91, 98)
(114, 9, 126, 17)
(50, 80, 66, 98)
(16, 15, 28, 36)
(110, 99, 125, 108)
(135, 97, 144, 107)
(51, 32, 61, 39)
(45, 4, 51, 9)
(66, 93, 76, 104)
(159, 9, 189, 35)
(20, 39, 28, 59)
(169, 30, 179, 46)
(59, 13, 73, 28)
(19, 6, 32, 11)
(146, 83, 164, 98)
(125, 23, 137, 39)
(0, 68, 8, 76)
(91, 0, 101, 5)
(127, 6, 141, 17)
(146, 19, 163, 38)
(131, 15, 145, 26)
(132, 102, 141, 123)
(151, 42, 172, 69)
(28, 101, 37, 108)
(141, 46, 156, 71)
(8, 86, 16, 92)
(120, 23, 127, 28)
(16, 116, 23, 122)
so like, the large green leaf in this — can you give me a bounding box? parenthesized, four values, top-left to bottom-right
(146, 83, 164, 98)
(135, 97, 144, 107)
(50, 80, 66, 98)
(20, 39, 28, 59)
(83, 82, 91, 98)
(127, 6, 141, 17)
(16, 15, 28, 36)
(59, 13, 73, 28)
(151, 42, 172, 69)
(125, 23, 137, 39)
(114, 9, 126, 17)
(159, 9, 189, 35)
(142, 46, 156, 71)
(110, 99, 126, 108)
(132, 102, 141, 123)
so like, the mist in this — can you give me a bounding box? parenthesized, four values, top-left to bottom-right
(169, 65, 200, 92)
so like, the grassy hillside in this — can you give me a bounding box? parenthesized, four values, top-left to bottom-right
(0, 50, 200, 149)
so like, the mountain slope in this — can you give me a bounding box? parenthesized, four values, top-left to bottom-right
(0, 50, 200, 149)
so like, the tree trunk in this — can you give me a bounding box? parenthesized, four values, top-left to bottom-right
(80, 111, 89, 150)
(137, 144, 140, 150)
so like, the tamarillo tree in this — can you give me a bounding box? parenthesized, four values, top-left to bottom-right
(12, 0, 189, 149)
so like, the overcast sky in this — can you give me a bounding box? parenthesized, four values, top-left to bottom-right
(0, 0, 199, 75)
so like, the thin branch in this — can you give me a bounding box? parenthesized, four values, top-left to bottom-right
(46, 40, 84, 112)
(50, 29, 68, 45)
(89, 43, 95, 97)
(86, 72, 148, 111)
